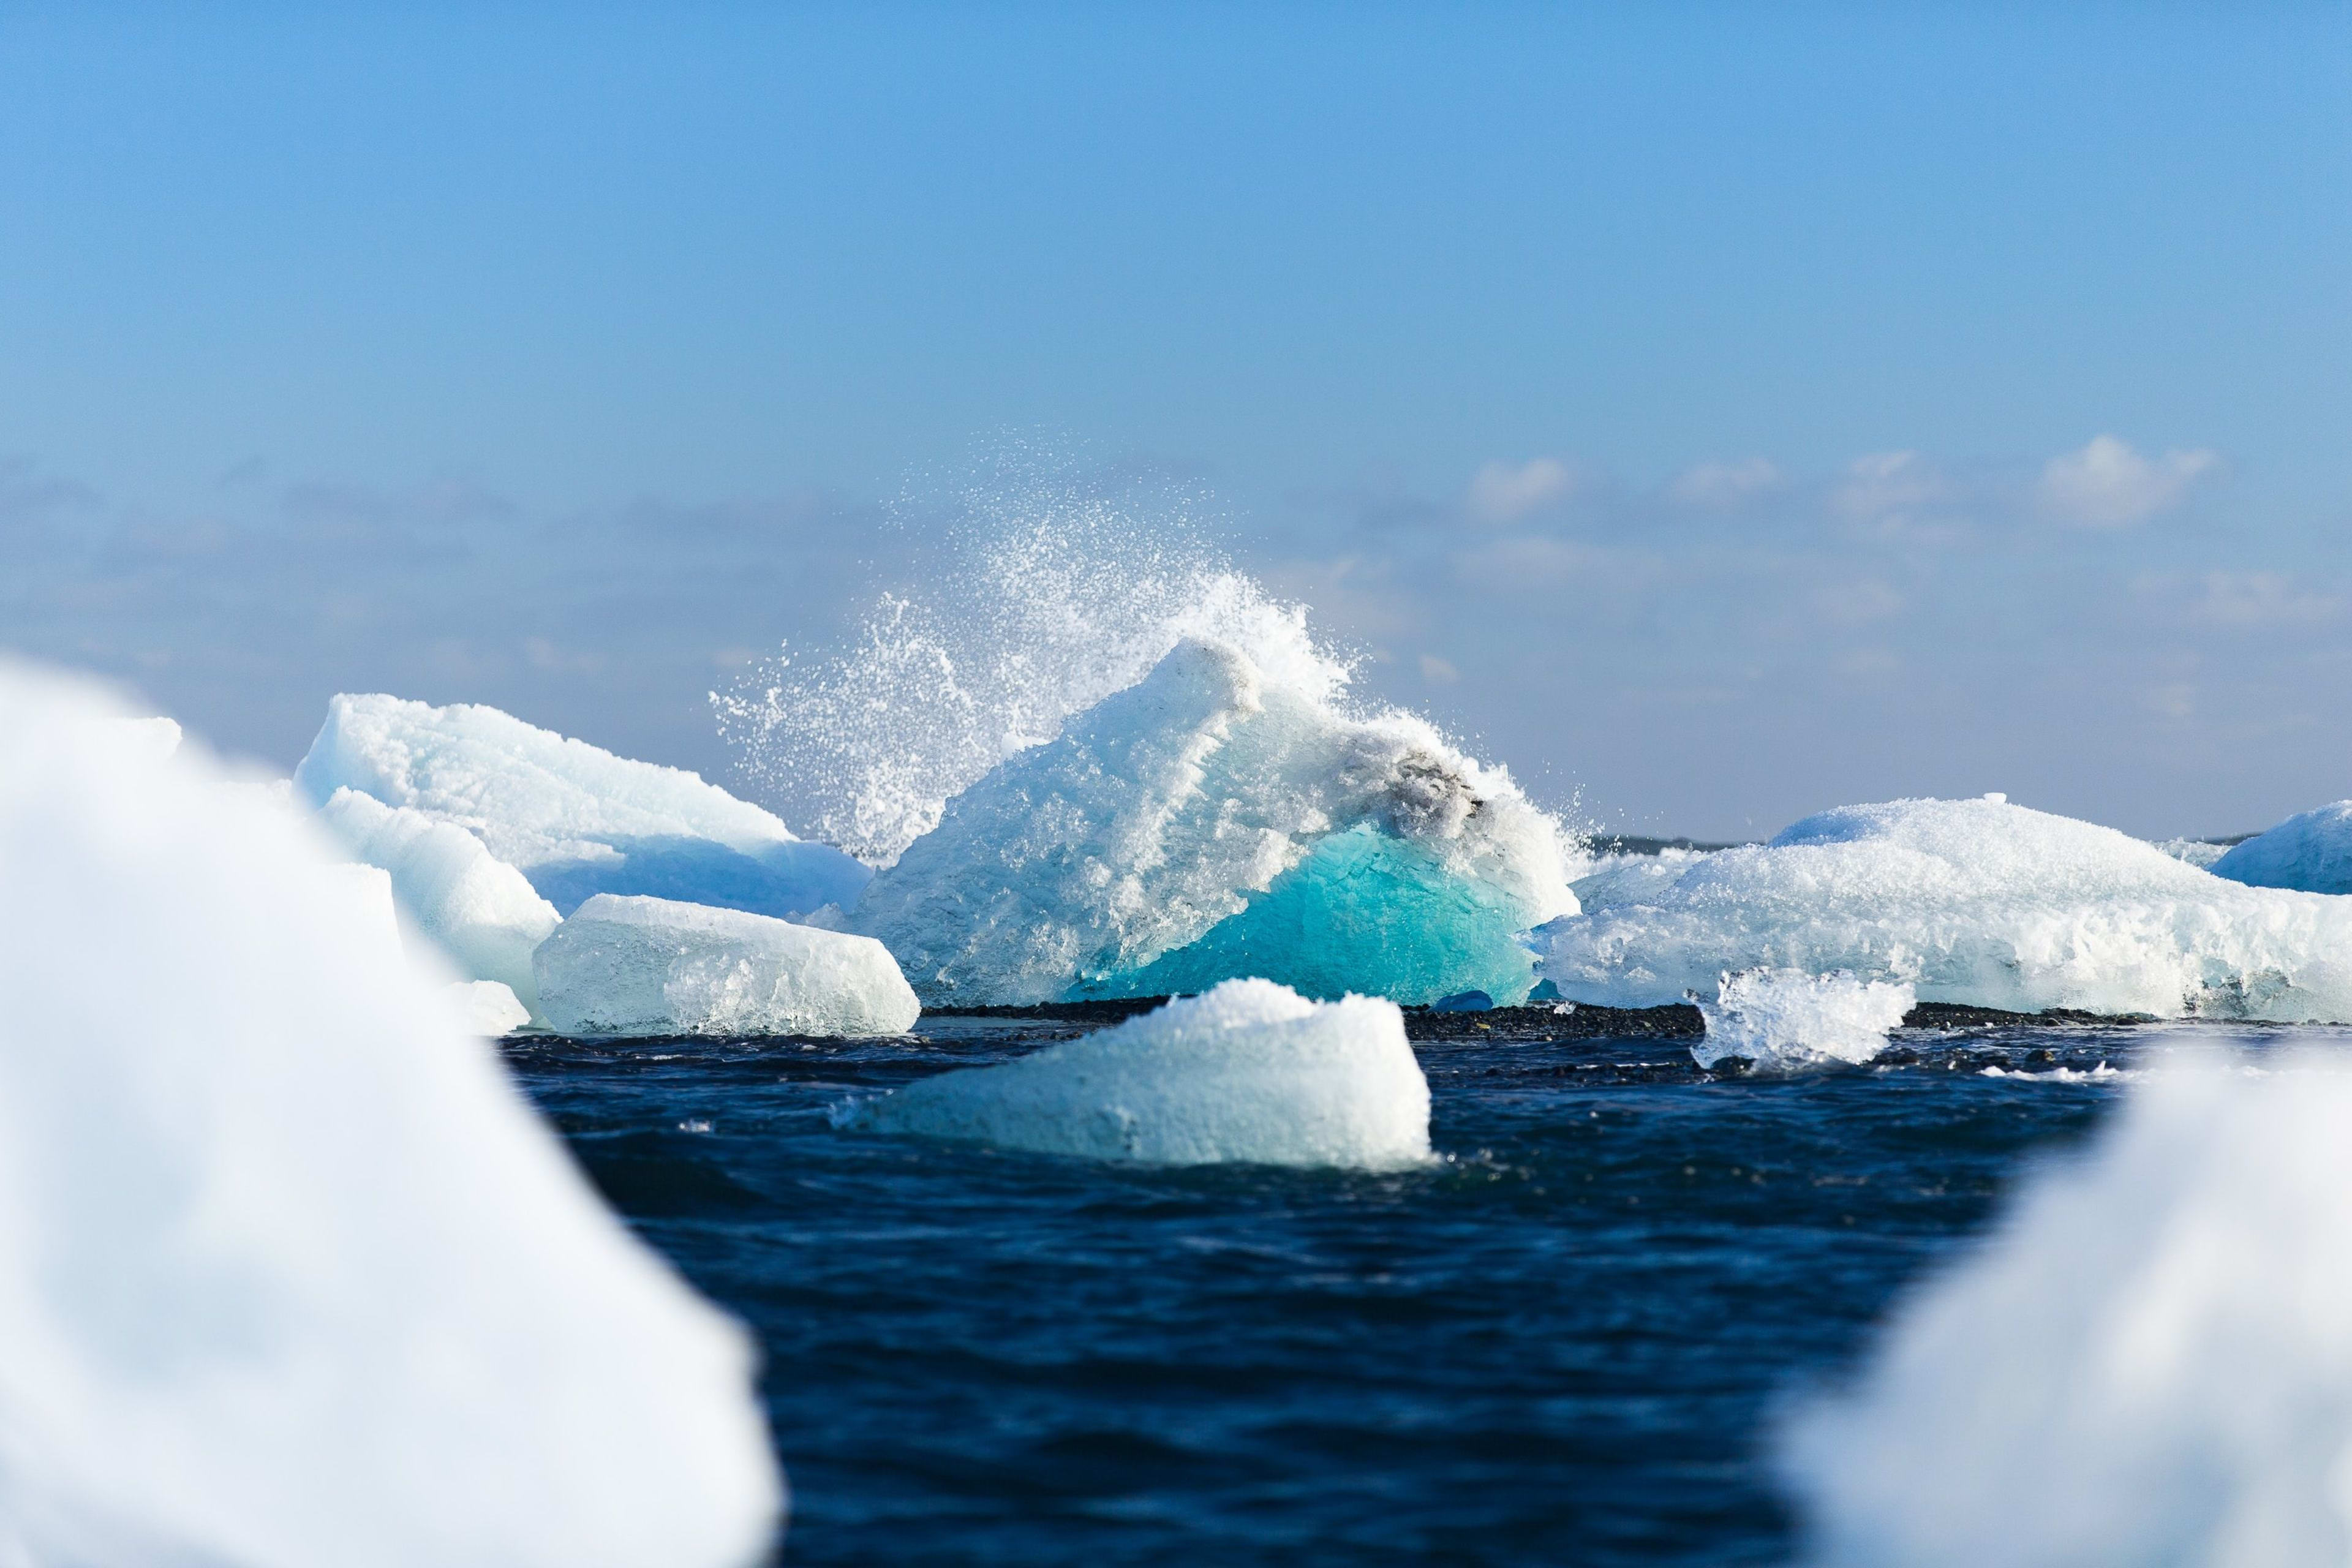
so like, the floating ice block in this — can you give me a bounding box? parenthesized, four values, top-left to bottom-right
(1532, 796, 2352, 1021)
(319, 786, 560, 1011)
(1692, 968, 1915, 1070)
(296, 692, 870, 919)
(847, 978, 1431, 1168)
(535, 893, 920, 1038)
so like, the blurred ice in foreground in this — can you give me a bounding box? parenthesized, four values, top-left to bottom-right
(1785, 1047, 2352, 1566)
(0, 659, 780, 1567)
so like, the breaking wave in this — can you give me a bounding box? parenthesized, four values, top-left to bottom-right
(714, 447, 1346, 865)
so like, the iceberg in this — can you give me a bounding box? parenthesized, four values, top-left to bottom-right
(1692, 968, 1915, 1071)
(2211, 802, 2352, 894)
(0, 659, 778, 1568)
(1784, 1051, 2352, 1567)
(318, 786, 561, 1011)
(296, 692, 870, 919)
(845, 978, 1430, 1167)
(1531, 796, 2352, 1021)
(535, 893, 920, 1038)
(852, 638, 1577, 1005)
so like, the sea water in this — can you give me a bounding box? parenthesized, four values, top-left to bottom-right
(502, 1008, 2269, 1566)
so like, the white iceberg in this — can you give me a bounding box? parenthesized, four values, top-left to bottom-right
(852, 638, 1577, 1005)
(1532, 796, 2352, 1021)
(296, 692, 870, 919)
(0, 659, 778, 1568)
(2211, 802, 2352, 894)
(1692, 968, 1915, 1070)
(535, 893, 920, 1038)
(1784, 1050, 2352, 1567)
(319, 786, 561, 1011)
(846, 978, 1430, 1168)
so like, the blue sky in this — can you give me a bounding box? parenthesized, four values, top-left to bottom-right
(4, 4, 2347, 840)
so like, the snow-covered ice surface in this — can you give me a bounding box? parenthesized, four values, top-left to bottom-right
(2211, 801, 2352, 894)
(1531, 796, 2352, 1021)
(535, 893, 920, 1039)
(1784, 1048, 2352, 1567)
(296, 692, 870, 919)
(1692, 969, 1915, 1071)
(319, 786, 560, 1011)
(846, 979, 1430, 1167)
(0, 660, 778, 1568)
(853, 638, 1577, 1006)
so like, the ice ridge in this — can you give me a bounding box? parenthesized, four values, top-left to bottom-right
(1532, 795, 2352, 1020)
(2211, 801, 2352, 894)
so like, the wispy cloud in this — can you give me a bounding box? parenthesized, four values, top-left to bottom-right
(2036, 435, 2218, 527)
(1833, 451, 1950, 528)
(1464, 457, 1581, 523)
(2137, 569, 2343, 628)
(1668, 456, 1784, 510)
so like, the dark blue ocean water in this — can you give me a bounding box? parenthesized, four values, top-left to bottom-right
(504, 1011, 2151, 1567)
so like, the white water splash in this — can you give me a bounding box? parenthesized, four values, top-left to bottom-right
(713, 448, 1350, 865)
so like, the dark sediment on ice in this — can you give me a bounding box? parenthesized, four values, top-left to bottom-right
(921, 997, 2158, 1042)
(1901, 1001, 2154, 1029)
(1585, 835, 1747, 856)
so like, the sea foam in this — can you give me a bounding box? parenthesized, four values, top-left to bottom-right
(0, 659, 779, 1567)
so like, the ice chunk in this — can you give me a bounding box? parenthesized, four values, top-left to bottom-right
(447, 979, 533, 1037)
(318, 787, 560, 1011)
(853, 638, 1577, 1005)
(1691, 968, 1915, 1070)
(1531, 796, 2352, 1021)
(846, 978, 1430, 1167)
(1571, 846, 1716, 913)
(2149, 835, 2233, 870)
(296, 692, 870, 919)
(535, 893, 920, 1038)
(1784, 1050, 2352, 1566)
(0, 659, 779, 1568)
(2211, 802, 2352, 894)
